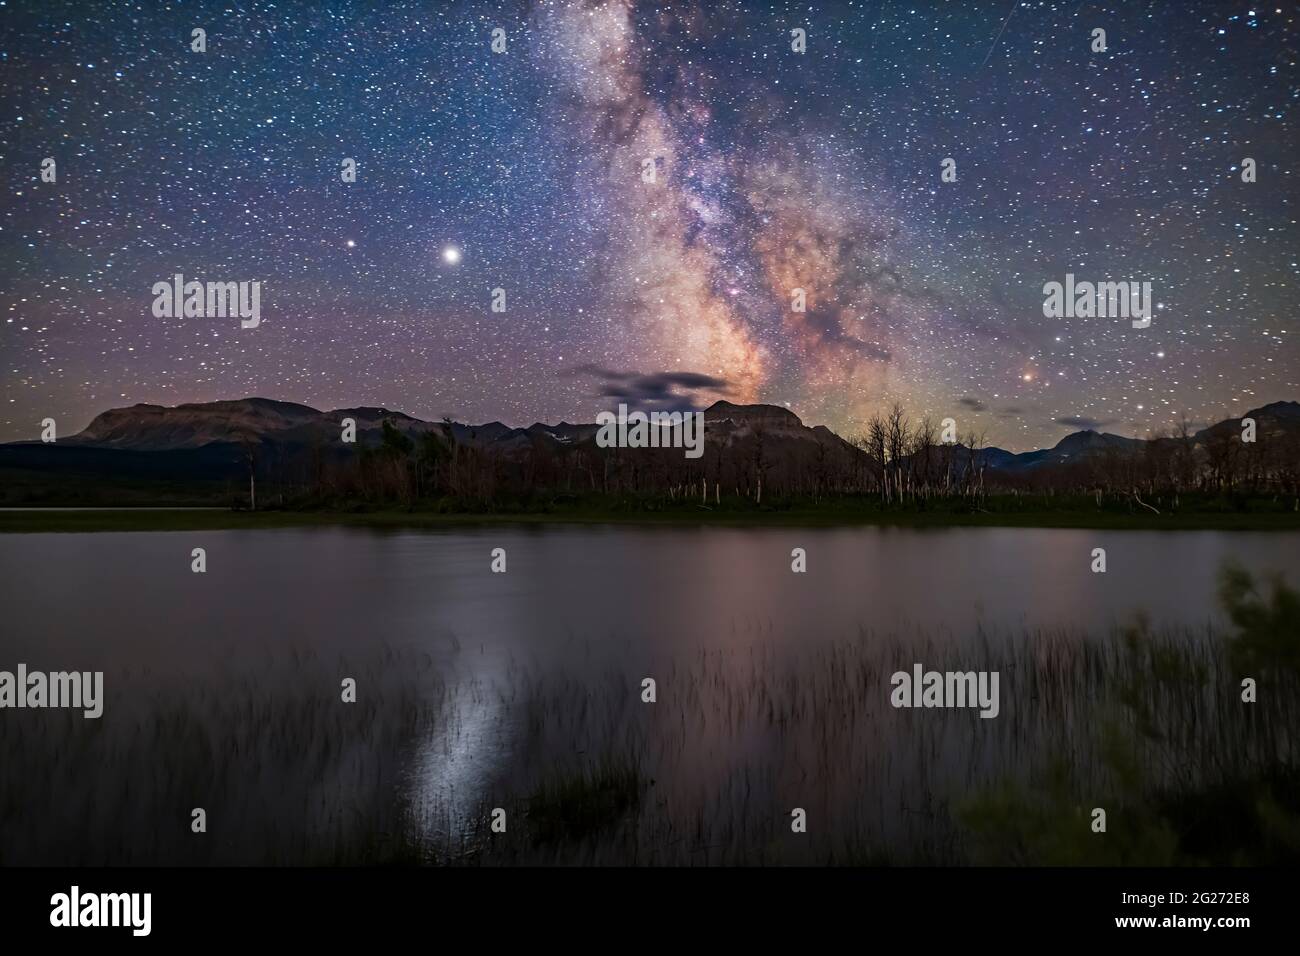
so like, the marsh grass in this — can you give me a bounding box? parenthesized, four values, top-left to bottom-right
(2, 580, 1296, 865)
(958, 568, 1300, 865)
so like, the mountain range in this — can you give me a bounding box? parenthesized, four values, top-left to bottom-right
(30, 395, 1300, 462)
(37, 396, 853, 458)
(1, 397, 1297, 505)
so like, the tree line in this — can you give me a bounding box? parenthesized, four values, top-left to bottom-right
(232, 403, 1300, 512)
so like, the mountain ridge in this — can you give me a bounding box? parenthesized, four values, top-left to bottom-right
(34, 395, 1299, 465)
(3, 396, 1297, 509)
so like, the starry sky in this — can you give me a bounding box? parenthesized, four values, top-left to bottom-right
(1, 0, 1296, 450)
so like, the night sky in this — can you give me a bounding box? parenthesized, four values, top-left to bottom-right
(1, 0, 1296, 449)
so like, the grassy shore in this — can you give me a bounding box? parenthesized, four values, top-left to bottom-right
(2, 503, 1300, 533)
(4, 585, 1297, 865)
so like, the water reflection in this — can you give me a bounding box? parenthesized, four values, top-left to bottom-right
(0, 525, 1295, 863)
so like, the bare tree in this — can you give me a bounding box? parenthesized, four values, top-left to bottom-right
(237, 431, 258, 511)
(885, 402, 910, 503)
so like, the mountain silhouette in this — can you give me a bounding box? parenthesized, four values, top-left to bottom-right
(1, 397, 1296, 506)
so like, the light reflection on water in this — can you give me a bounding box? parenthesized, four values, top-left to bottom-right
(4, 524, 1296, 674)
(0, 525, 1295, 863)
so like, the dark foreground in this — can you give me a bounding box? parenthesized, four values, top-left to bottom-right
(2, 565, 1296, 867)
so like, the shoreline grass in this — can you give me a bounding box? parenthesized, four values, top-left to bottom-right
(4, 617, 1295, 866)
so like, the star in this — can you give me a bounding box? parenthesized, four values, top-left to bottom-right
(0, 1, 1291, 449)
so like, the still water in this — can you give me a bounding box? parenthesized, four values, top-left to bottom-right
(2, 525, 1295, 669)
(0, 525, 1294, 864)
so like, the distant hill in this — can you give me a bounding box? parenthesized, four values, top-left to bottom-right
(0, 396, 859, 504)
(1, 396, 1296, 506)
(9, 395, 1300, 467)
(1190, 400, 1300, 443)
(28, 396, 854, 458)
(64, 397, 438, 451)
(944, 401, 1300, 473)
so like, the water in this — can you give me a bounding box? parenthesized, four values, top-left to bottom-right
(2, 525, 1294, 668)
(0, 525, 1295, 864)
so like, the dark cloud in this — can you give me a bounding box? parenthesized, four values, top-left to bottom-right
(957, 397, 986, 411)
(566, 365, 730, 413)
(1055, 415, 1119, 430)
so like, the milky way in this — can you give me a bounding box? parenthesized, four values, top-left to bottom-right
(1, 1, 1296, 448)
